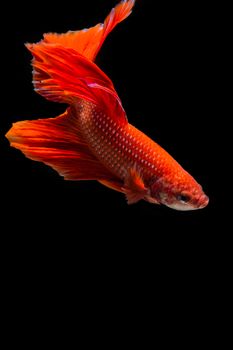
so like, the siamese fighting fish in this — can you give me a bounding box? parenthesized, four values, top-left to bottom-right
(6, 0, 209, 210)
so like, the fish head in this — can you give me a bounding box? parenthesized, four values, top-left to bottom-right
(150, 170, 209, 211)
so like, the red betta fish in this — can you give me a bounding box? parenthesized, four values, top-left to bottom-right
(6, 0, 209, 210)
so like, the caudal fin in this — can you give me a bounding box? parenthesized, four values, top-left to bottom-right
(42, 0, 135, 61)
(24, 1, 134, 122)
(26, 42, 127, 124)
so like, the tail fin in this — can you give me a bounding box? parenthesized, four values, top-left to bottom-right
(42, 0, 135, 61)
(25, 1, 134, 123)
(26, 43, 127, 124)
(5, 107, 115, 181)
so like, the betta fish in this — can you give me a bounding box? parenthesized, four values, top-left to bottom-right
(6, 0, 209, 210)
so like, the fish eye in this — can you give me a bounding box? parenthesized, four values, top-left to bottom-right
(177, 194, 190, 203)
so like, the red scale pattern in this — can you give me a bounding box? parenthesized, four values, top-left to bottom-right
(77, 101, 180, 184)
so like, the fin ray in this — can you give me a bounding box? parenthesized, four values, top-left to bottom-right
(26, 43, 127, 125)
(124, 166, 148, 204)
(6, 107, 117, 181)
(43, 0, 135, 61)
(99, 179, 124, 194)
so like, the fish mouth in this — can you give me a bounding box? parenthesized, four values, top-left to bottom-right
(197, 194, 209, 209)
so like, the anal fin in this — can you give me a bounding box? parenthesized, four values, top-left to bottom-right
(6, 107, 114, 181)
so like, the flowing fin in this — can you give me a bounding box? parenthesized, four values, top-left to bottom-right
(123, 166, 160, 204)
(43, 0, 135, 61)
(26, 43, 127, 125)
(124, 166, 148, 204)
(99, 179, 124, 193)
(6, 107, 117, 181)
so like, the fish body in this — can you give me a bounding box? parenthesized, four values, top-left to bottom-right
(6, 0, 208, 210)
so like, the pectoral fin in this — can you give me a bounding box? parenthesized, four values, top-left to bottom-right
(123, 167, 148, 204)
(123, 166, 160, 205)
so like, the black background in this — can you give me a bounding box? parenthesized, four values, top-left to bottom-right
(0, 0, 229, 325)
